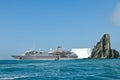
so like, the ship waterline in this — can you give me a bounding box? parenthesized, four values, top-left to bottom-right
(12, 55, 78, 60)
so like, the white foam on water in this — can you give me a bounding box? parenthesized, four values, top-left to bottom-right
(0, 75, 29, 80)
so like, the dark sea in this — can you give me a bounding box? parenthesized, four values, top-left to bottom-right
(0, 59, 120, 80)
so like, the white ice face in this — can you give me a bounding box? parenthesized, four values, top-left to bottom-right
(71, 48, 91, 58)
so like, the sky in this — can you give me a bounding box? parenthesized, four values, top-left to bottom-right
(0, 0, 120, 59)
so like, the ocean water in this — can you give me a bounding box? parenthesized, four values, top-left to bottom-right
(0, 59, 120, 80)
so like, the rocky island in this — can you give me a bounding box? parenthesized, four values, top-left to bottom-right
(89, 34, 119, 59)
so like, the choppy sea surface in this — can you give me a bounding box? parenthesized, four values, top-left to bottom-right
(0, 59, 120, 80)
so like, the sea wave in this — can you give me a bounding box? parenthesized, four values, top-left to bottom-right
(0, 59, 120, 80)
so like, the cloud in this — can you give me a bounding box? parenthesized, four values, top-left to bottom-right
(111, 3, 120, 26)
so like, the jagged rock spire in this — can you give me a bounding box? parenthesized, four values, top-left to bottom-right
(89, 34, 119, 58)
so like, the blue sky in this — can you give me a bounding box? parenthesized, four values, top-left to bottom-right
(0, 0, 120, 59)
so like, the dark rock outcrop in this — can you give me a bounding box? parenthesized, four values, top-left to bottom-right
(89, 34, 119, 58)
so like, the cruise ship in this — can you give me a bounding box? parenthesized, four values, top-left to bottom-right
(12, 46, 78, 60)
